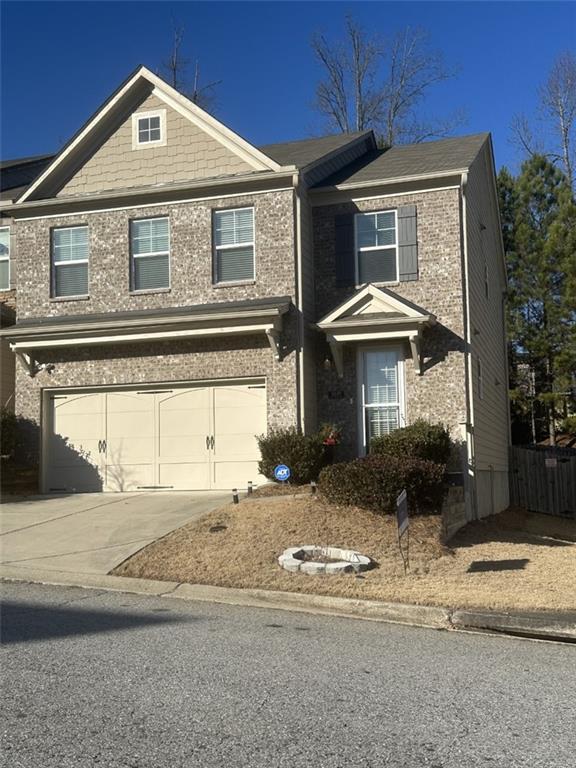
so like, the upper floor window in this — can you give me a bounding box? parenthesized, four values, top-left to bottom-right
(52, 226, 89, 298)
(0, 226, 9, 290)
(132, 110, 166, 149)
(213, 208, 255, 284)
(130, 217, 170, 292)
(355, 210, 398, 284)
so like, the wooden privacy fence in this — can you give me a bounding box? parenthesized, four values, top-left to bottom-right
(509, 445, 576, 516)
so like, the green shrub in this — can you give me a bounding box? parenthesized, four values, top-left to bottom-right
(257, 428, 328, 485)
(560, 415, 576, 436)
(370, 419, 451, 465)
(0, 407, 18, 458)
(318, 454, 446, 514)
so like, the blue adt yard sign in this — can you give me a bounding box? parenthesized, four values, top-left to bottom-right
(274, 464, 291, 482)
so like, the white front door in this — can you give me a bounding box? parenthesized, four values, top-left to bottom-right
(358, 347, 405, 454)
(45, 381, 267, 493)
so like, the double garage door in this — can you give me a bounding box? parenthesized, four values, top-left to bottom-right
(45, 381, 267, 493)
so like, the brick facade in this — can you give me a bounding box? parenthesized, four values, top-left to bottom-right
(15, 189, 295, 319)
(13, 188, 300, 466)
(16, 332, 299, 466)
(311, 188, 467, 457)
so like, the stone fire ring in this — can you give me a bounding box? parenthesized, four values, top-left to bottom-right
(278, 546, 373, 575)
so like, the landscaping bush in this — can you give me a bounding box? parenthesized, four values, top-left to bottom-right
(0, 407, 18, 458)
(318, 454, 446, 514)
(560, 415, 576, 436)
(257, 427, 328, 485)
(370, 419, 451, 465)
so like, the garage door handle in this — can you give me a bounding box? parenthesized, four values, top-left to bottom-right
(210, 436, 215, 450)
(206, 436, 210, 450)
(98, 440, 107, 454)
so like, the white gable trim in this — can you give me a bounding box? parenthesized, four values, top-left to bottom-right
(317, 284, 435, 377)
(148, 80, 283, 173)
(318, 284, 431, 326)
(17, 66, 283, 204)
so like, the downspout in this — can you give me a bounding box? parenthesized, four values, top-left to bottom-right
(293, 171, 306, 432)
(460, 172, 478, 520)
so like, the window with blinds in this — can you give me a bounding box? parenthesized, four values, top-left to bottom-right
(51, 226, 89, 298)
(213, 208, 255, 283)
(361, 348, 404, 451)
(130, 217, 170, 291)
(0, 227, 10, 291)
(355, 211, 398, 284)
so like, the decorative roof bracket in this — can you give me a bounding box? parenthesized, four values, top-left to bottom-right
(327, 335, 344, 378)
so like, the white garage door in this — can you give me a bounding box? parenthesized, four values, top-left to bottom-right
(45, 382, 267, 493)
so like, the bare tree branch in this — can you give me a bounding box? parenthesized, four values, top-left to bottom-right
(159, 21, 221, 112)
(540, 51, 576, 189)
(311, 19, 462, 145)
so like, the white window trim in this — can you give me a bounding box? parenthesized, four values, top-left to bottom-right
(132, 109, 167, 150)
(130, 216, 171, 293)
(51, 225, 89, 299)
(354, 209, 399, 287)
(356, 345, 406, 456)
(0, 225, 10, 291)
(212, 206, 256, 285)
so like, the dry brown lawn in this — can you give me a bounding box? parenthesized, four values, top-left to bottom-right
(113, 496, 576, 613)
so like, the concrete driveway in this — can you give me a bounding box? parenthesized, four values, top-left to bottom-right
(0, 492, 228, 576)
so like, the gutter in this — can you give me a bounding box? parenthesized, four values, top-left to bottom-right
(460, 171, 477, 520)
(293, 171, 306, 432)
(311, 168, 468, 194)
(2, 169, 297, 216)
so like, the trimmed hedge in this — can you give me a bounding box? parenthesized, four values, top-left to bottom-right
(318, 454, 446, 514)
(257, 428, 328, 485)
(370, 419, 451, 465)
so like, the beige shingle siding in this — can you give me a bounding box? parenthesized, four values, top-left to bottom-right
(465, 144, 510, 515)
(57, 94, 254, 198)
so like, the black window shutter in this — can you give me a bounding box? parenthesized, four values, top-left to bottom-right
(398, 205, 418, 281)
(334, 214, 355, 286)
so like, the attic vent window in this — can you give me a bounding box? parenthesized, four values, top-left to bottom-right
(132, 109, 166, 149)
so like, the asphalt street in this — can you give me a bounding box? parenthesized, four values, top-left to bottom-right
(1, 581, 574, 768)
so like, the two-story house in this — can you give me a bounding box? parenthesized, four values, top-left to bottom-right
(1, 66, 510, 520)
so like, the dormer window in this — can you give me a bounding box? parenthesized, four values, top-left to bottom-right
(132, 109, 166, 149)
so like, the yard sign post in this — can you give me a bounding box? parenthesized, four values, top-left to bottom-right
(396, 489, 410, 574)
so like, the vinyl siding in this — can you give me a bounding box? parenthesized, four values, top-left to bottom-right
(57, 93, 254, 198)
(465, 145, 510, 515)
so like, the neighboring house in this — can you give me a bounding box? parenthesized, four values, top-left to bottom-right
(0, 66, 510, 519)
(1, 155, 54, 410)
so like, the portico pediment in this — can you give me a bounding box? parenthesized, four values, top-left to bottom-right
(317, 284, 436, 376)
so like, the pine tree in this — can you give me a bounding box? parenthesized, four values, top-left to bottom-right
(501, 155, 576, 443)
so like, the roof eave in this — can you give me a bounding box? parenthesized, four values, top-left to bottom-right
(2, 169, 298, 215)
(311, 167, 468, 194)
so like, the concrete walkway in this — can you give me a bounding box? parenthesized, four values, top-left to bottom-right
(0, 491, 228, 575)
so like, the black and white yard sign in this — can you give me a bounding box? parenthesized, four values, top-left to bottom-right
(396, 489, 410, 573)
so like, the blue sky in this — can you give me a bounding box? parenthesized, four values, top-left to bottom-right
(1, 1, 574, 172)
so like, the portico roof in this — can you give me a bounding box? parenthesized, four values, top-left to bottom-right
(2, 296, 291, 377)
(316, 284, 436, 376)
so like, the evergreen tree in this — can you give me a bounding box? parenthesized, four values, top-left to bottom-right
(500, 155, 576, 443)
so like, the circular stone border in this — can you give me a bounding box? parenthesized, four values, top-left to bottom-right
(278, 546, 373, 575)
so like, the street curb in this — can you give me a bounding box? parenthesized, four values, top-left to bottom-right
(1, 565, 574, 641)
(451, 609, 576, 642)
